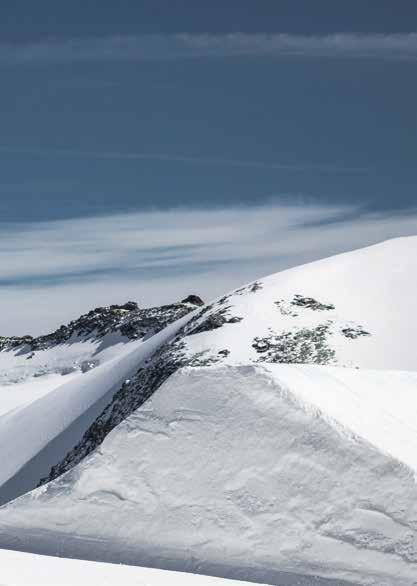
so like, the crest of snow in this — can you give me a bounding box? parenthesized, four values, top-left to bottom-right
(2, 364, 417, 586)
(0, 312, 195, 504)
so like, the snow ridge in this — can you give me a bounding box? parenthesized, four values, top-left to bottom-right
(40, 287, 373, 485)
(2, 365, 417, 585)
(2, 237, 417, 586)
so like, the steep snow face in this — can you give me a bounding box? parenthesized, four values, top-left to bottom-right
(0, 300, 199, 504)
(1, 365, 417, 586)
(0, 548, 269, 586)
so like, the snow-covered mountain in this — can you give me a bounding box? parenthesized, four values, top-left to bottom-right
(0, 296, 203, 504)
(1, 237, 417, 585)
(34, 236, 417, 489)
(0, 296, 203, 387)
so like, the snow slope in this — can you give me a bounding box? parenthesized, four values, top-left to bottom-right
(178, 236, 417, 371)
(35, 237, 417, 490)
(0, 548, 270, 586)
(0, 336, 125, 417)
(0, 297, 200, 414)
(1, 365, 417, 586)
(0, 313, 194, 505)
(1, 237, 417, 585)
(0, 550, 270, 586)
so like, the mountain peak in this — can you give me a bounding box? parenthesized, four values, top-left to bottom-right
(180, 294, 205, 307)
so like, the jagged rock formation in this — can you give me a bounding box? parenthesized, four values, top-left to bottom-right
(0, 297, 204, 353)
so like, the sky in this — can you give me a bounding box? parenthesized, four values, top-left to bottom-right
(0, 1, 416, 334)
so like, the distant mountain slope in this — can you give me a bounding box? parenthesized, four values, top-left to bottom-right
(1, 365, 417, 586)
(0, 296, 203, 387)
(0, 296, 202, 503)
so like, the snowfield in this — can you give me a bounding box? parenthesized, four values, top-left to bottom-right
(0, 548, 271, 586)
(1, 365, 417, 586)
(1, 237, 417, 586)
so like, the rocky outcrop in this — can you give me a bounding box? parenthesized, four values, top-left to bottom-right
(0, 297, 204, 353)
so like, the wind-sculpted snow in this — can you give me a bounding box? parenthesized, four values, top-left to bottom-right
(38, 237, 417, 485)
(0, 311, 197, 505)
(0, 296, 202, 499)
(2, 366, 417, 586)
(2, 237, 417, 584)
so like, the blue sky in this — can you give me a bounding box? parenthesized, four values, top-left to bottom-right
(1, 1, 416, 333)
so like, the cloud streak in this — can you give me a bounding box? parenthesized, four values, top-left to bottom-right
(0, 146, 365, 175)
(1, 33, 417, 65)
(1, 202, 417, 335)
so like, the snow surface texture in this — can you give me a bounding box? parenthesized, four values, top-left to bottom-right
(2, 365, 417, 586)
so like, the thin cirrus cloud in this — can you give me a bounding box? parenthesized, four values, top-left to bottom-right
(1, 202, 417, 336)
(0, 146, 365, 175)
(1, 33, 417, 65)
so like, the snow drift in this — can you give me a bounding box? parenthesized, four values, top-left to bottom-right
(1, 237, 417, 585)
(1, 365, 417, 586)
(0, 313, 194, 505)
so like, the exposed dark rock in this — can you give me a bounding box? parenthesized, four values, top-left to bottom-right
(110, 301, 139, 311)
(0, 336, 33, 352)
(291, 295, 335, 312)
(252, 339, 271, 353)
(0, 298, 202, 353)
(189, 312, 228, 334)
(218, 349, 230, 357)
(341, 327, 371, 339)
(235, 281, 263, 295)
(181, 294, 205, 306)
(227, 316, 243, 324)
(252, 322, 336, 365)
(250, 281, 263, 293)
(186, 307, 243, 336)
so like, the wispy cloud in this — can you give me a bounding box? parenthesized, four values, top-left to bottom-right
(0, 146, 364, 175)
(1, 33, 417, 65)
(1, 202, 417, 335)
